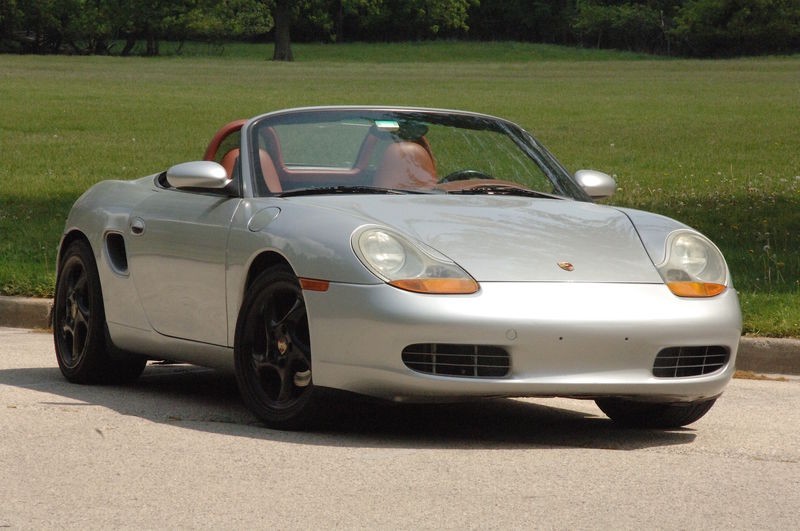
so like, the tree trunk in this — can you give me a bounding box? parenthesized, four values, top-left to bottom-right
(121, 36, 136, 57)
(272, 0, 294, 61)
(146, 32, 159, 56)
(335, 0, 344, 42)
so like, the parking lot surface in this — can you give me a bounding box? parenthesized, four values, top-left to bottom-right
(1, 327, 798, 529)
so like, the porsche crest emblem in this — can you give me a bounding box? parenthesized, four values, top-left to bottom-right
(277, 338, 289, 355)
(557, 262, 575, 272)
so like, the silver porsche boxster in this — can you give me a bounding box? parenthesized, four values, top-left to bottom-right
(54, 106, 741, 430)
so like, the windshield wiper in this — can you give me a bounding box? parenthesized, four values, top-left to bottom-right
(279, 185, 409, 198)
(446, 185, 561, 199)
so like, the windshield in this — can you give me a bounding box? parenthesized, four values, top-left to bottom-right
(248, 108, 589, 200)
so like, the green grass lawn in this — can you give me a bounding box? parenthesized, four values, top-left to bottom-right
(1, 42, 798, 336)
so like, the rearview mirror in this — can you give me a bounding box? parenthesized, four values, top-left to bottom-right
(166, 161, 230, 190)
(574, 169, 616, 200)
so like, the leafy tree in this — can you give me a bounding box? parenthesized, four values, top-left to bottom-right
(672, 0, 800, 56)
(3, 0, 799, 57)
(335, 0, 384, 42)
(467, 1, 575, 43)
(267, 1, 398, 61)
(572, 1, 678, 53)
(290, 0, 383, 43)
(0, 0, 21, 48)
(380, 0, 477, 39)
(14, 0, 62, 53)
(172, 0, 272, 50)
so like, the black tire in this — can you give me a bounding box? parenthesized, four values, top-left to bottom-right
(595, 397, 718, 429)
(53, 239, 146, 384)
(234, 265, 319, 430)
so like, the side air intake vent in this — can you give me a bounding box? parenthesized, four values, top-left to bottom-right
(402, 344, 510, 378)
(653, 346, 729, 378)
(105, 232, 128, 274)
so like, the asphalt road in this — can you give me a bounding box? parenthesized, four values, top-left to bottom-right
(2, 327, 798, 529)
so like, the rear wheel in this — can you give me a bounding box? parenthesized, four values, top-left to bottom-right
(595, 397, 718, 429)
(234, 266, 318, 430)
(53, 240, 146, 384)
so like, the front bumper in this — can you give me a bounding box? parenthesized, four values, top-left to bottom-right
(304, 282, 742, 402)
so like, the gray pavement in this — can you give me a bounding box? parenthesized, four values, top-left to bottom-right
(1, 327, 799, 529)
(3, 295, 798, 375)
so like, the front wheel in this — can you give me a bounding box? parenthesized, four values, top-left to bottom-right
(595, 397, 718, 429)
(234, 266, 319, 430)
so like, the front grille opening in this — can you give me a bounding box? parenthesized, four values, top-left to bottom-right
(402, 344, 510, 378)
(653, 346, 730, 378)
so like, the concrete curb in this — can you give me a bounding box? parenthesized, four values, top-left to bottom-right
(736, 337, 800, 376)
(0, 296, 52, 330)
(1, 296, 798, 375)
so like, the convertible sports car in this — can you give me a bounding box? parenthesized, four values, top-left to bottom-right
(54, 106, 741, 430)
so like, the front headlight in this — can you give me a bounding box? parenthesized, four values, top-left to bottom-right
(353, 227, 479, 294)
(658, 231, 727, 297)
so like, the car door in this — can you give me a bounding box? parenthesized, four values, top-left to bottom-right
(126, 186, 241, 346)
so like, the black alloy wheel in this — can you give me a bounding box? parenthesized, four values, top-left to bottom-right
(234, 266, 319, 429)
(53, 239, 146, 384)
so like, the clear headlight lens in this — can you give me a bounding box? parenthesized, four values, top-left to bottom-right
(658, 231, 727, 297)
(353, 227, 479, 294)
(359, 230, 407, 276)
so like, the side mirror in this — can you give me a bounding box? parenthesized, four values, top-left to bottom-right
(574, 169, 616, 200)
(166, 161, 230, 190)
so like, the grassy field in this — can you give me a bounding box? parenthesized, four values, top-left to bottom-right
(1, 42, 798, 336)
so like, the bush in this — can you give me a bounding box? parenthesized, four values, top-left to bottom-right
(672, 0, 800, 56)
(573, 1, 671, 53)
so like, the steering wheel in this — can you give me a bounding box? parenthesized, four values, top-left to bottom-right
(438, 169, 494, 184)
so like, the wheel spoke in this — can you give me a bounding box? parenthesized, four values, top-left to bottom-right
(59, 322, 75, 362)
(263, 311, 272, 348)
(275, 372, 293, 402)
(287, 341, 310, 369)
(251, 351, 268, 371)
(74, 302, 90, 330)
(272, 296, 304, 330)
(73, 273, 87, 294)
(280, 296, 311, 356)
(76, 300, 90, 323)
(74, 274, 91, 320)
(71, 325, 83, 357)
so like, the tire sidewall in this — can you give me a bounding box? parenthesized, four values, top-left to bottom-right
(234, 265, 317, 429)
(596, 397, 718, 429)
(53, 240, 107, 382)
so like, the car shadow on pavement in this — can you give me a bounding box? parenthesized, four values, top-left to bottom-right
(2, 362, 698, 450)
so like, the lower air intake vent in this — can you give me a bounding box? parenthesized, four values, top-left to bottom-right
(402, 344, 510, 378)
(653, 346, 729, 378)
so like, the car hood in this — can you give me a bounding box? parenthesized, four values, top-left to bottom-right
(287, 195, 663, 283)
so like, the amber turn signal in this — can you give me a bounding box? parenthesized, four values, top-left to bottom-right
(389, 278, 479, 295)
(299, 278, 330, 292)
(667, 282, 726, 298)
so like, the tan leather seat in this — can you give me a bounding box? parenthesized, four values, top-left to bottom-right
(218, 147, 282, 193)
(373, 142, 437, 190)
(259, 149, 282, 193)
(220, 149, 240, 178)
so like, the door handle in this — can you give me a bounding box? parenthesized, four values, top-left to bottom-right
(130, 217, 146, 235)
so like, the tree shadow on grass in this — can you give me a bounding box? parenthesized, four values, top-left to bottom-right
(2, 361, 697, 451)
